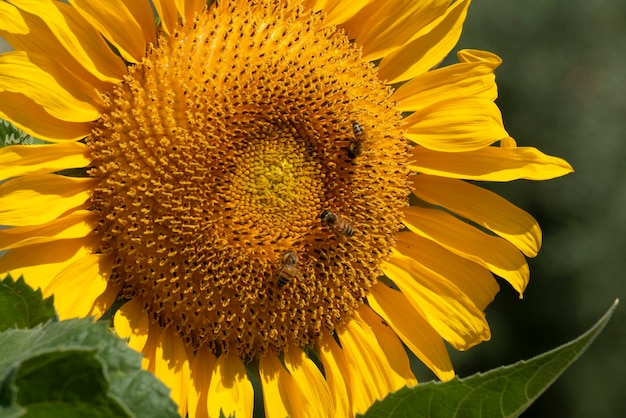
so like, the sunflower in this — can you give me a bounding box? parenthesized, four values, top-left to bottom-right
(0, 0, 572, 417)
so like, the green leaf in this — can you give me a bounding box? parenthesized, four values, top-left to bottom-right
(0, 274, 57, 331)
(361, 299, 619, 418)
(0, 318, 179, 418)
(11, 350, 131, 418)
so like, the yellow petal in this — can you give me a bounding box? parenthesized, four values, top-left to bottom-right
(322, 0, 374, 26)
(207, 354, 254, 418)
(0, 1, 29, 36)
(500, 136, 517, 148)
(262, 361, 318, 418)
(0, 142, 91, 181)
(382, 250, 491, 350)
(409, 145, 574, 181)
(152, 0, 180, 35)
(140, 321, 163, 372)
(457, 48, 503, 66)
(153, 327, 191, 418)
(0, 210, 96, 250)
(318, 332, 350, 418)
(120, 0, 158, 47)
(411, 175, 542, 257)
(284, 346, 335, 417)
(0, 174, 95, 226)
(303, 0, 328, 11)
(45, 253, 111, 319)
(377, 0, 471, 83)
(259, 354, 292, 418)
(403, 98, 508, 151)
(0, 91, 92, 142)
(393, 50, 502, 111)
(6, 48, 106, 112)
(114, 297, 151, 354)
(188, 346, 217, 418)
(2, 1, 125, 84)
(403, 206, 529, 295)
(0, 237, 91, 295)
(368, 283, 455, 381)
(344, 0, 449, 62)
(69, 0, 154, 63)
(89, 281, 120, 319)
(358, 304, 417, 389)
(337, 314, 395, 415)
(173, 0, 207, 24)
(0, 51, 100, 122)
(395, 232, 499, 311)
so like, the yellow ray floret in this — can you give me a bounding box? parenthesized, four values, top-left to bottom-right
(358, 304, 417, 389)
(0, 174, 95, 226)
(0, 238, 92, 296)
(1, 0, 126, 84)
(69, 0, 157, 63)
(153, 328, 192, 418)
(377, 0, 470, 83)
(403, 206, 530, 295)
(403, 96, 508, 152)
(113, 297, 151, 354)
(0, 210, 97, 250)
(392, 49, 502, 111)
(383, 250, 491, 350)
(207, 354, 254, 418)
(0, 91, 93, 141)
(367, 283, 455, 381)
(318, 333, 351, 417)
(410, 145, 574, 181)
(0, 52, 101, 123)
(45, 253, 112, 319)
(394, 233, 500, 311)
(343, 0, 450, 62)
(284, 346, 335, 417)
(319, 0, 373, 26)
(336, 314, 396, 415)
(0, 142, 91, 179)
(411, 175, 542, 257)
(188, 346, 217, 418)
(259, 354, 293, 418)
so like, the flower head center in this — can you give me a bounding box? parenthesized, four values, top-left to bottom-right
(222, 127, 324, 248)
(87, 0, 409, 357)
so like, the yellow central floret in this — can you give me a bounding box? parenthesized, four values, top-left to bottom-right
(87, 1, 409, 357)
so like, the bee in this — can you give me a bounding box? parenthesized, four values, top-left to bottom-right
(320, 209, 354, 237)
(276, 251, 300, 288)
(347, 121, 365, 159)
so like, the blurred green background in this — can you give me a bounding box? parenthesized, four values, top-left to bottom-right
(445, 1, 624, 417)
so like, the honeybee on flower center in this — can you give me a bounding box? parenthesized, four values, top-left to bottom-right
(276, 251, 300, 288)
(320, 209, 354, 237)
(347, 121, 365, 159)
